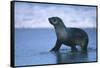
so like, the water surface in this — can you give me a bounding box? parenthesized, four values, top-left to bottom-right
(15, 28, 97, 66)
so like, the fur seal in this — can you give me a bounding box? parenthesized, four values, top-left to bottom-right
(48, 17, 88, 52)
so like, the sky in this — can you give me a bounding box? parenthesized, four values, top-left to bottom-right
(15, 2, 97, 28)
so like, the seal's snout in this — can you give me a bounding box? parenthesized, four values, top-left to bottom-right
(48, 17, 62, 25)
(48, 18, 51, 21)
(48, 17, 53, 24)
(48, 17, 53, 21)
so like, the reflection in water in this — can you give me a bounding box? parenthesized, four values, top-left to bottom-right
(51, 50, 88, 64)
(15, 48, 96, 66)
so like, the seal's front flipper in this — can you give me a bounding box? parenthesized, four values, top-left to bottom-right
(50, 48, 59, 52)
(50, 40, 62, 52)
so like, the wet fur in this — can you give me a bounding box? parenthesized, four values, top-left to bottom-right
(48, 17, 88, 52)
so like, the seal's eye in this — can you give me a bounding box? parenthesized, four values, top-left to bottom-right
(53, 19, 56, 22)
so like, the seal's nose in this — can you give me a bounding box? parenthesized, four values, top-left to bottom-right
(48, 18, 51, 21)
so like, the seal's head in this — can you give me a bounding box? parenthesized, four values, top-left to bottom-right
(48, 17, 63, 25)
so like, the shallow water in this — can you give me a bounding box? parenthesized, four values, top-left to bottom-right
(15, 28, 97, 66)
